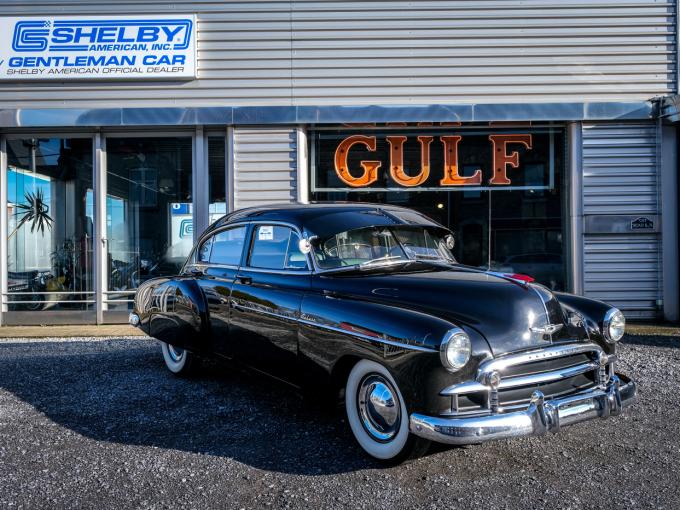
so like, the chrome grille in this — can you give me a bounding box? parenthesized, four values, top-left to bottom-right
(440, 343, 614, 416)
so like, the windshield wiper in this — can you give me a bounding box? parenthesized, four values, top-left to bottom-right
(359, 255, 408, 269)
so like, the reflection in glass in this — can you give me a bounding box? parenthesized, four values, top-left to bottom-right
(208, 136, 227, 224)
(105, 137, 192, 309)
(6, 138, 93, 311)
(310, 128, 566, 290)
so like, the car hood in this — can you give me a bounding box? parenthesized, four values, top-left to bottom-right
(317, 266, 573, 356)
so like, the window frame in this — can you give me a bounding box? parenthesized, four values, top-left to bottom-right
(195, 223, 249, 269)
(246, 223, 310, 272)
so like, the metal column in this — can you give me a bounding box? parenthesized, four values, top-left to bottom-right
(296, 126, 309, 204)
(192, 127, 209, 243)
(226, 126, 235, 213)
(0, 137, 7, 324)
(661, 125, 679, 321)
(568, 122, 584, 295)
(94, 133, 107, 324)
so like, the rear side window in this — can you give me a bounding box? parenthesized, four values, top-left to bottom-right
(199, 226, 247, 266)
(248, 225, 308, 270)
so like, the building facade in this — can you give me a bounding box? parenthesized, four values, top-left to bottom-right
(0, 0, 677, 325)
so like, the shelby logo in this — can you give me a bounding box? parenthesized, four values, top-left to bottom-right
(12, 18, 193, 52)
(179, 219, 194, 239)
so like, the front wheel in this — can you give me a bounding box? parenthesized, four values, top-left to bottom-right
(345, 359, 430, 463)
(160, 342, 200, 376)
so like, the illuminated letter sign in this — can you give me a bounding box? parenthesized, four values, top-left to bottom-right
(317, 128, 556, 192)
(334, 135, 382, 187)
(488, 134, 533, 185)
(439, 135, 481, 186)
(386, 135, 432, 187)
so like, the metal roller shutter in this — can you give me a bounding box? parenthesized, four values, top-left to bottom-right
(581, 122, 661, 319)
(233, 127, 298, 210)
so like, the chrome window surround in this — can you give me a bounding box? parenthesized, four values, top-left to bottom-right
(189, 220, 314, 274)
(440, 343, 614, 416)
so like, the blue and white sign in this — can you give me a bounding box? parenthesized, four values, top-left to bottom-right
(0, 15, 196, 80)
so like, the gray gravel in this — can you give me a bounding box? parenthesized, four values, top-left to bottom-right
(0, 334, 677, 509)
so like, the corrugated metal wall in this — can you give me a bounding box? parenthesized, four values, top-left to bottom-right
(0, 0, 675, 107)
(232, 127, 298, 210)
(581, 122, 661, 319)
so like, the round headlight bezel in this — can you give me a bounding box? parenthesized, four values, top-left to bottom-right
(440, 328, 471, 372)
(603, 308, 625, 343)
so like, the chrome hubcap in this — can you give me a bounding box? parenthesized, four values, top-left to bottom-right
(167, 345, 185, 363)
(357, 374, 401, 442)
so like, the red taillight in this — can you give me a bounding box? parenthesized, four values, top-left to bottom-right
(505, 273, 535, 283)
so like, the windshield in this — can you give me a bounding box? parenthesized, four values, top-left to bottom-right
(313, 226, 456, 270)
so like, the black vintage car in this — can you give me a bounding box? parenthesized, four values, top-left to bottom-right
(130, 203, 636, 462)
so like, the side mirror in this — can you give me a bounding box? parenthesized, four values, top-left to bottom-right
(298, 235, 318, 255)
(298, 238, 312, 254)
(445, 234, 455, 250)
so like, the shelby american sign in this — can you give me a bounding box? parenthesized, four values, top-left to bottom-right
(312, 126, 561, 192)
(0, 15, 196, 80)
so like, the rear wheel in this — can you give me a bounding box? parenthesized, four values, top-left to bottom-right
(345, 359, 430, 463)
(160, 342, 200, 376)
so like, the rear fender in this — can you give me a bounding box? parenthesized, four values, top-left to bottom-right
(145, 278, 210, 353)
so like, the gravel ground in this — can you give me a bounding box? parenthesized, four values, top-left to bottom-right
(0, 334, 677, 509)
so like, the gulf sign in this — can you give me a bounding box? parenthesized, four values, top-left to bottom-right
(312, 126, 560, 192)
(0, 15, 196, 80)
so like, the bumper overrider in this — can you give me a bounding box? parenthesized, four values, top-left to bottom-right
(410, 374, 636, 445)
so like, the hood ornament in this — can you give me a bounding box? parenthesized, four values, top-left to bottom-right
(530, 323, 564, 336)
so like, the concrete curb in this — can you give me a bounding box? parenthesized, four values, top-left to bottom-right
(0, 325, 145, 338)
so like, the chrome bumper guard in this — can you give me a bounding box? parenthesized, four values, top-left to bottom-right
(410, 375, 636, 445)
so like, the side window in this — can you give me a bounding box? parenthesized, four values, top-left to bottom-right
(197, 237, 213, 263)
(249, 225, 308, 270)
(210, 226, 247, 266)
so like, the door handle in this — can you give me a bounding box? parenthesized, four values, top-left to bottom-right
(237, 275, 252, 285)
(189, 267, 204, 277)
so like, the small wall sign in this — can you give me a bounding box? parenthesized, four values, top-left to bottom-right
(631, 217, 654, 230)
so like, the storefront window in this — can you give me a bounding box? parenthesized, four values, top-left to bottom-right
(6, 138, 94, 311)
(208, 135, 227, 223)
(105, 137, 192, 309)
(310, 126, 567, 290)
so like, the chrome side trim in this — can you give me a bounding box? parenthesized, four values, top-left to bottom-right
(229, 300, 436, 353)
(298, 318, 436, 353)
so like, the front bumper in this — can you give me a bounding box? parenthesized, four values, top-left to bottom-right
(409, 374, 636, 445)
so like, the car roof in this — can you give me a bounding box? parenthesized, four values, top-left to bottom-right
(209, 202, 446, 238)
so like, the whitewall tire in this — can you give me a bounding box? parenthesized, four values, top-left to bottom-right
(345, 359, 429, 462)
(160, 342, 200, 376)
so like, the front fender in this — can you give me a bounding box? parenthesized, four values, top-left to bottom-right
(554, 292, 616, 353)
(298, 292, 491, 415)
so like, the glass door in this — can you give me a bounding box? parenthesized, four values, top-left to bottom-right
(103, 136, 193, 313)
(4, 137, 94, 314)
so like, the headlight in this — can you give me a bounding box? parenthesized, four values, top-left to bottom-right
(440, 328, 471, 372)
(603, 308, 625, 343)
